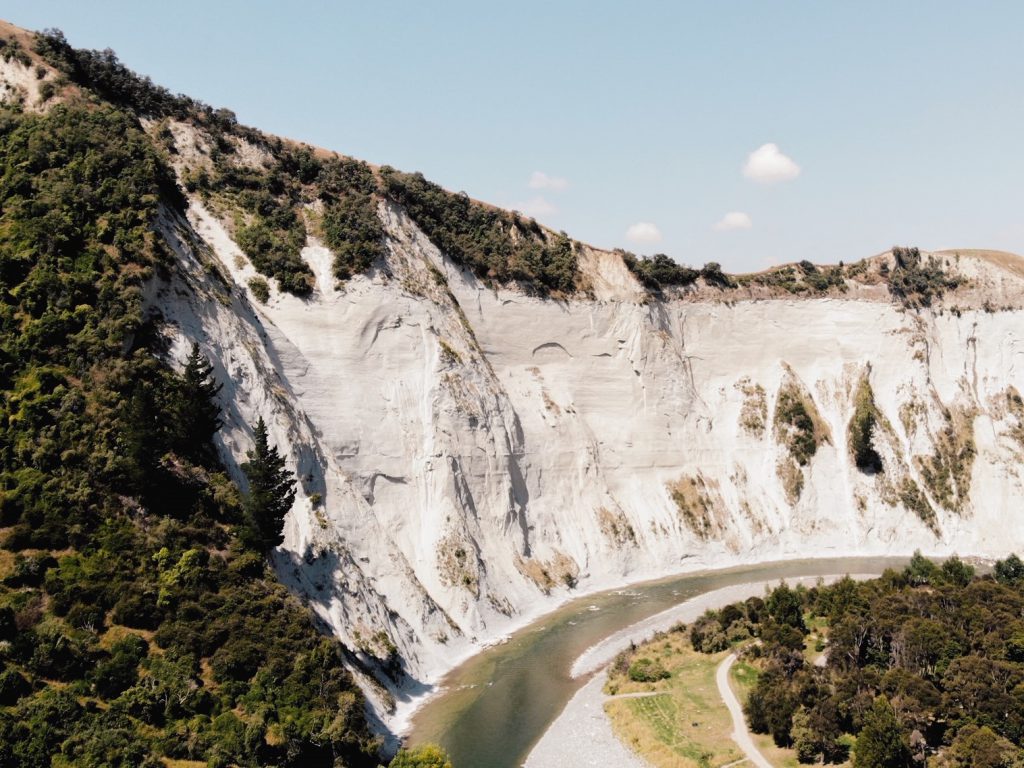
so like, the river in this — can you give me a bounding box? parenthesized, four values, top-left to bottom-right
(407, 556, 907, 768)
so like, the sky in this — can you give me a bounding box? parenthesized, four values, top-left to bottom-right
(5, 1, 1023, 272)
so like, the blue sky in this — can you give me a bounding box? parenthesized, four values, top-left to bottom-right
(6, 1, 1023, 271)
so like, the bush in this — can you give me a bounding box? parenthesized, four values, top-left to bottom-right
(247, 276, 270, 303)
(887, 246, 960, 308)
(775, 387, 819, 466)
(92, 649, 141, 699)
(322, 193, 386, 280)
(389, 744, 453, 768)
(0, 668, 31, 705)
(848, 376, 884, 473)
(622, 251, 698, 290)
(4, 553, 56, 587)
(235, 216, 312, 297)
(381, 168, 578, 294)
(691, 612, 729, 653)
(111, 589, 161, 630)
(628, 657, 670, 682)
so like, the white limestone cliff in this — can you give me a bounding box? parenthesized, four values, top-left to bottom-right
(144, 178, 1024, 729)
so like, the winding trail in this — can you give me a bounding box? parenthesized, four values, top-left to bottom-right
(525, 573, 880, 768)
(716, 654, 772, 768)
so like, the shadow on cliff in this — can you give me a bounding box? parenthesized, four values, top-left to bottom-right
(275, 544, 435, 750)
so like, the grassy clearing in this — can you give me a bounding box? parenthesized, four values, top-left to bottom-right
(604, 631, 742, 768)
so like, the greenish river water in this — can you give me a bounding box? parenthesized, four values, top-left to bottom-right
(408, 556, 907, 768)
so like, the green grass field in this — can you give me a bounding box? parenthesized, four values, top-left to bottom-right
(604, 630, 743, 768)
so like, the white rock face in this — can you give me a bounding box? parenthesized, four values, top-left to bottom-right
(150, 191, 1024, 727)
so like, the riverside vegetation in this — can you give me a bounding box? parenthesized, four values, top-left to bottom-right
(610, 553, 1024, 768)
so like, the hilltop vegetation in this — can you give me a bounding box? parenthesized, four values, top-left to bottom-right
(381, 168, 578, 294)
(27, 30, 970, 309)
(885, 246, 961, 308)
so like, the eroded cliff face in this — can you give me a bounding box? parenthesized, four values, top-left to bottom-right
(146, 163, 1024, 724)
(3, 22, 1021, 735)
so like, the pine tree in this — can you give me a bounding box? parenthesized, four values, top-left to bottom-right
(854, 696, 911, 768)
(241, 417, 295, 552)
(173, 342, 222, 457)
(123, 380, 160, 493)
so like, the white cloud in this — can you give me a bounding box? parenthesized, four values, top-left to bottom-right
(512, 196, 557, 218)
(528, 171, 569, 191)
(743, 143, 801, 183)
(626, 222, 662, 244)
(714, 211, 753, 231)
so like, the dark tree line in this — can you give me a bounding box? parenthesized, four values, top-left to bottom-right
(691, 553, 1024, 766)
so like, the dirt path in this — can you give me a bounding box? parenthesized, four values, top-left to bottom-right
(716, 654, 773, 768)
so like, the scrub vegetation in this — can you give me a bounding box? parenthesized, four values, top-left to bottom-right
(0, 30, 384, 768)
(380, 168, 578, 294)
(773, 377, 829, 503)
(848, 375, 885, 473)
(620, 252, 734, 291)
(885, 247, 962, 309)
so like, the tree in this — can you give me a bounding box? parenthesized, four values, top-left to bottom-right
(389, 744, 453, 768)
(240, 417, 295, 552)
(936, 725, 1024, 768)
(904, 550, 940, 586)
(995, 554, 1024, 587)
(767, 582, 807, 631)
(854, 696, 911, 768)
(173, 342, 222, 456)
(941, 556, 975, 588)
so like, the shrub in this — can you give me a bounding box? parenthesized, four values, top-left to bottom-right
(247, 276, 270, 303)
(381, 167, 578, 294)
(628, 657, 671, 682)
(0, 668, 31, 705)
(691, 612, 729, 653)
(322, 192, 386, 280)
(111, 589, 161, 630)
(235, 216, 312, 296)
(848, 376, 884, 473)
(389, 744, 454, 768)
(774, 386, 819, 466)
(887, 246, 960, 308)
(622, 251, 699, 290)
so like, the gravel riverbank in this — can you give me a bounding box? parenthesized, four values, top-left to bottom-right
(527, 574, 878, 767)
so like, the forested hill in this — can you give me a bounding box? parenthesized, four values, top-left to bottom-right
(0, 24, 384, 768)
